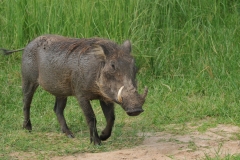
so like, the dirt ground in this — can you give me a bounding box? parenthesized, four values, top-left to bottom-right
(50, 124, 240, 160)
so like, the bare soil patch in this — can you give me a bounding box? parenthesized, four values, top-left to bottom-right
(11, 124, 240, 160)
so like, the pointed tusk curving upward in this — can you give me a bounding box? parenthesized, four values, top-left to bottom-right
(117, 86, 124, 103)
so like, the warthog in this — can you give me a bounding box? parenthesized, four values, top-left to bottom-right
(1, 35, 148, 145)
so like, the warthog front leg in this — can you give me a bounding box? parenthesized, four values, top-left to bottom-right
(77, 96, 101, 145)
(54, 97, 74, 138)
(99, 101, 115, 141)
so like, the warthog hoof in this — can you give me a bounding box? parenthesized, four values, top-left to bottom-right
(67, 134, 75, 138)
(91, 137, 101, 145)
(23, 120, 32, 131)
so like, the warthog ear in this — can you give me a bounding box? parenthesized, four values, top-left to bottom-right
(89, 45, 106, 60)
(122, 40, 131, 53)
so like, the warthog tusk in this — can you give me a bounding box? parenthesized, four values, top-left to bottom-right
(142, 86, 148, 99)
(117, 86, 124, 103)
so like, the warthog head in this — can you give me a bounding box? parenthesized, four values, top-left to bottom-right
(96, 40, 148, 116)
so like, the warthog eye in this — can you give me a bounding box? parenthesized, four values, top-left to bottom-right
(110, 60, 116, 71)
(111, 64, 115, 70)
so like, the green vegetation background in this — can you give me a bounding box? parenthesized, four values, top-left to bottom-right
(0, 0, 240, 159)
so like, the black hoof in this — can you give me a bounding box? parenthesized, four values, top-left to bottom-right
(23, 125, 32, 131)
(67, 134, 75, 138)
(100, 134, 110, 141)
(90, 138, 101, 145)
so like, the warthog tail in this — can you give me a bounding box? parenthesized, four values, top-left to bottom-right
(0, 48, 24, 55)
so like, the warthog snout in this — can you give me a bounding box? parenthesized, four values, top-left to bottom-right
(119, 86, 148, 116)
(126, 108, 144, 116)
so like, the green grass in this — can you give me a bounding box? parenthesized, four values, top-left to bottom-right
(1, 0, 240, 159)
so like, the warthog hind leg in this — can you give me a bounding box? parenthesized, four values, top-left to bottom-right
(22, 80, 38, 131)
